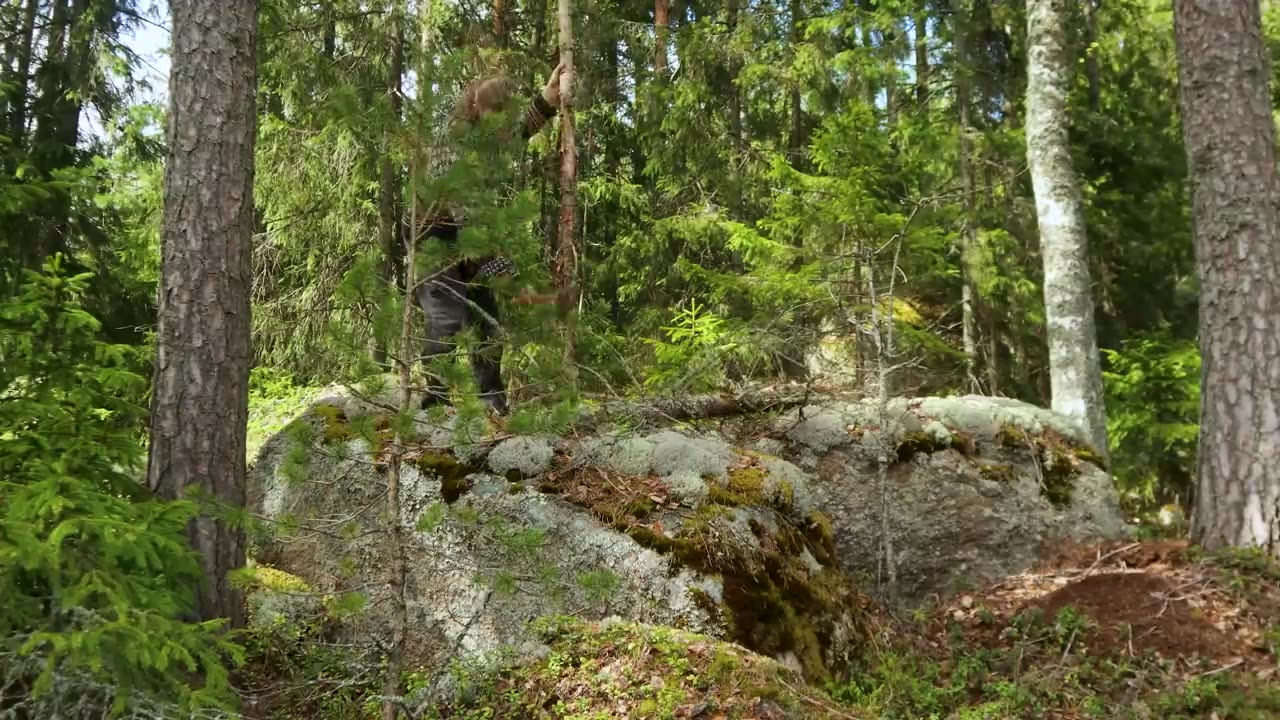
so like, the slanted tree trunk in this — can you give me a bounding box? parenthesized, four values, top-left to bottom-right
(1025, 0, 1109, 458)
(1174, 0, 1280, 553)
(556, 0, 578, 357)
(147, 0, 259, 626)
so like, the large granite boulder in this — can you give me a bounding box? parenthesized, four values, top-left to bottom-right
(246, 383, 864, 684)
(244, 383, 1127, 684)
(764, 395, 1129, 599)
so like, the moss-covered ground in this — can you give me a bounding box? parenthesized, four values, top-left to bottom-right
(239, 540, 1280, 720)
(244, 393, 1274, 719)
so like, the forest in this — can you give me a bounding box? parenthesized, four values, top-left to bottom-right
(2, 0, 1280, 717)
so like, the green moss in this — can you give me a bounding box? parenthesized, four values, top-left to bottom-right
(977, 462, 1016, 483)
(411, 452, 477, 504)
(688, 586, 733, 634)
(707, 483, 746, 506)
(728, 467, 767, 498)
(526, 458, 863, 684)
(895, 431, 951, 462)
(250, 565, 312, 593)
(997, 422, 1030, 447)
(313, 404, 353, 445)
(1040, 447, 1075, 507)
(623, 496, 657, 518)
(775, 478, 796, 507)
(950, 431, 978, 456)
(1072, 445, 1107, 470)
(805, 510, 836, 554)
(441, 619, 846, 718)
(992, 424, 1090, 506)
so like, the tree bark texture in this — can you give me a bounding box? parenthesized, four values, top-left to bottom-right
(556, 0, 578, 355)
(493, 0, 507, 45)
(727, 0, 744, 147)
(914, 10, 929, 109)
(955, 1, 979, 388)
(788, 0, 803, 154)
(5, 0, 38, 151)
(1025, 0, 1109, 460)
(1174, 0, 1280, 552)
(147, 0, 259, 626)
(376, 8, 405, 368)
(654, 0, 669, 75)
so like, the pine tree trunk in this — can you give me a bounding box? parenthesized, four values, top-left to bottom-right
(147, 0, 258, 626)
(556, 0, 578, 357)
(493, 0, 508, 45)
(1174, 0, 1280, 552)
(914, 10, 928, 109)
(1025, 0, 1109, 459)
(788, 0, 803, 155)
(376, 9, 404, 369)
(4, 0, 37, 152)
(955, 1, 980, 389)
(654, 0, 669, 75)
(727, 0, 742, 140)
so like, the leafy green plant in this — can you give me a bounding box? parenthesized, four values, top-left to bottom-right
(0, 257, 241, 717)
(1102, 330, 1200, 511)
(644, 300, 738, 393)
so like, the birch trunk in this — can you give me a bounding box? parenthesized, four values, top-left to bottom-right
(147, 0, 258, 626)
(1174, 0, 1280, 553)
(1025, 0, 1109, 459)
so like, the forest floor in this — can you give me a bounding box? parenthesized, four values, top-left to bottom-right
(242, 535, 1280, 718)
(836, 537, 1280, 718)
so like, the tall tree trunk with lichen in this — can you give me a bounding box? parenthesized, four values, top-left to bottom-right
(376, 6, 405, 368)
(1174, 0, 1280, 553)
(147, 0, 258, 626)
(955, 0, 980, 389)
(1025, 0, 1109, 459)
(556, 0, 578, 359)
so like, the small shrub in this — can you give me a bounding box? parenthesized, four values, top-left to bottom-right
(0, 257, 241, 718)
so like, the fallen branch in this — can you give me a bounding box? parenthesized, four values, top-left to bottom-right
(580, 386, 828, 427)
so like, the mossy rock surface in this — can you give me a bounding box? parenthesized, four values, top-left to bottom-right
(430, 617, 857, 719)
(246, 381, 867, 686)
(766, 396, 1129, 602)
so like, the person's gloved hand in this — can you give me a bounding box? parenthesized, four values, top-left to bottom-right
(542, 61, 566, 107)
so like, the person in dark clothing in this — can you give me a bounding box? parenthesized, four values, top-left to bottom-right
(416, 64, 563, 415)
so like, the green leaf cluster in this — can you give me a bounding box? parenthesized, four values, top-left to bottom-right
(0, 257, 241, 717)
